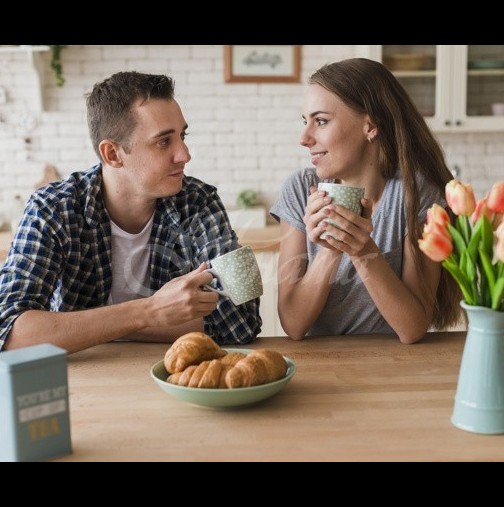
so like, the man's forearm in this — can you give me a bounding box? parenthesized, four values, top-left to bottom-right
(6, 299, 153, 354)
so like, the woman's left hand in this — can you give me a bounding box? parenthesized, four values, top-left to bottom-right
(319, 199, 376, 257)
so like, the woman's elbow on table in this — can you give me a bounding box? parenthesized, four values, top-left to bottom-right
(397, 328, 428, 345)
(280, 321, 308, 341)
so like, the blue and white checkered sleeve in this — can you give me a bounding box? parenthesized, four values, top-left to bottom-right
(193, 190, 262, 345)
(0, 200, 64, 350)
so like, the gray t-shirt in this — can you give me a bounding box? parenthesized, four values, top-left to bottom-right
(270, 168, 445, 337)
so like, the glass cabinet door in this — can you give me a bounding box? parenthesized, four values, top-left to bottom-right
(355, 44, 504, 132)
(466, 45, 504, 117)
(382, 45, 438, 118)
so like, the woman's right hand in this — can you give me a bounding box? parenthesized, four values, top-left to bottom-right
(304, 187, 341, 252)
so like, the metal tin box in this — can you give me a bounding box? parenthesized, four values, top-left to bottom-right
(0, 344, 72, 462)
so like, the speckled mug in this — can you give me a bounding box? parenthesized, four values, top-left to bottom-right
(318, 183, 365, 240)
(206, 246, 263, 306)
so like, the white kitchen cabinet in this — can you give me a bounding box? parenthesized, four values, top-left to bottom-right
(255, 251, 287, 338)
(356, 45, 504, 133)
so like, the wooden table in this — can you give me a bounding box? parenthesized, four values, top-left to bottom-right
(57, 332, 503, 462)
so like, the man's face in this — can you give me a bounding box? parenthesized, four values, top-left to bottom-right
(118, 98, 191, 199)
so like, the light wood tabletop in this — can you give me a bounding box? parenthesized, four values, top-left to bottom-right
(56, 332, 503, 462)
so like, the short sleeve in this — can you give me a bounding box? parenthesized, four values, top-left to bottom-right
(270, 169, 319, 233)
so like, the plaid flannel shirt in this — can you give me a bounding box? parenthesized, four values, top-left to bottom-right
(0, 165, 262, 350)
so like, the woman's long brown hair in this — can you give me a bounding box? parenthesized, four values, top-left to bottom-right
(310, 58, 461, 329)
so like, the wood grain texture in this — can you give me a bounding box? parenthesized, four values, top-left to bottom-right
(56, 332, 503, 462)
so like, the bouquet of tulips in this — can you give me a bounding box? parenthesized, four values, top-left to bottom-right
(419, 181, 504, 311)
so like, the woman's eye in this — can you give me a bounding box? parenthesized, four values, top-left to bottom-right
(181, 132, 189, 141)
(316, 118, 328, 127)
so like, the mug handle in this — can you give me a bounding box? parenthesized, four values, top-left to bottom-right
(203, 268, 231, 299)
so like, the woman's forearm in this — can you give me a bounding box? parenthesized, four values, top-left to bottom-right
(352, 250, 436, 344)
(279, 249, 342, 340)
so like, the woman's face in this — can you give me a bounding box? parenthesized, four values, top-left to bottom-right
(301, 84, 372, 181)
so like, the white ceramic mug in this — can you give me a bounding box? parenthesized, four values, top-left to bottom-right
(205, 246, 263, 306)
(318, 182, 365, 240)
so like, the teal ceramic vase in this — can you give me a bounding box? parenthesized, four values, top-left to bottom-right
(452, 302, 504, 434)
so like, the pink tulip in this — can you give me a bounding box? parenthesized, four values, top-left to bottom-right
(423, 221, 451, 242)
(496, 236, 504, 263)
(419, 228, 453, 262)
(472, 198, 494, 225)
(427, 204, 450, 226)
(497, 221, 504, 239)
(488, 182, 504, 214)
(446, 180, 477, 216)
(495, 214, 503, 231)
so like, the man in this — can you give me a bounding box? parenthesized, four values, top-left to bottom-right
(0, 72, 261, 354)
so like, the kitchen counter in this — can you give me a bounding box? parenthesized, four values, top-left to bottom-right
(53, 332, 501, 462)
(237, 225, 281, 252)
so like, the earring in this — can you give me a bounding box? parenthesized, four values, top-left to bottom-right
(368, 134, 376, 144)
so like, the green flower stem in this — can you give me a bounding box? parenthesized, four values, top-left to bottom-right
(458, 216, 471, 245)
(481, 216, 494, 257)
(493, 278, 504, 311)
(448, 223, 467, 256)
(479, 248, 496, 296)
(443, 256, 475, 305)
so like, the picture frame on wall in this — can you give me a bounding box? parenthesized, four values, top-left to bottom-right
(224, 45, 301, 83)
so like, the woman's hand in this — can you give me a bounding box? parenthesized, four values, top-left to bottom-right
(304, 187, 375, 257)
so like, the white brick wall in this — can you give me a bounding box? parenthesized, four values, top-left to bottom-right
(0, 45, 502, 227)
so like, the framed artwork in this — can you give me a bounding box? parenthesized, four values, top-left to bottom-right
(224, 45, 301, 83)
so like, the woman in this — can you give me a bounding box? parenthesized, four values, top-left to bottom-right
(271, 58, 461, 343)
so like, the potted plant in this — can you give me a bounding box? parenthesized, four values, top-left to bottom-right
(49, 45, 66, 86)
(227, 190, 266, 229)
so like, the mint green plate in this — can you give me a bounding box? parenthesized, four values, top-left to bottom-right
(150, 348, 296, 409)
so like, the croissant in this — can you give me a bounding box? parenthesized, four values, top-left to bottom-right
(167, 360, 233, 389)
(164, 332, 226, 374)
(225, 350, 288, 389)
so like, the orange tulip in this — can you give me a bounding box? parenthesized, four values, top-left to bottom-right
(471, 198, 494, 225)
(418, 228, 453, 262)
(446, 180, 476, 217)
(487, 182, 504, 214)
(423, 221, 451, 242)
(427, 204, 450, 226)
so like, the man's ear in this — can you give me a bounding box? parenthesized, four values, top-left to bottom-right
(99, 140, 123, 168)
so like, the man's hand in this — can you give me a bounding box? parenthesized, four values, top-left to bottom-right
(149, 264, 219, 327)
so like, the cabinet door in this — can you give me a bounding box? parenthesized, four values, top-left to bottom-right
(451, 44, 504, 131)
(357, 45, 447, 129)
(356, 44, 504, 133)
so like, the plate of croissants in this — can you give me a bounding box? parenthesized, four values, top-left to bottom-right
(150, 332, 296, 408)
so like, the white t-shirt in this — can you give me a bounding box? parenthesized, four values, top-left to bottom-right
(107, 214, 154, 306)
